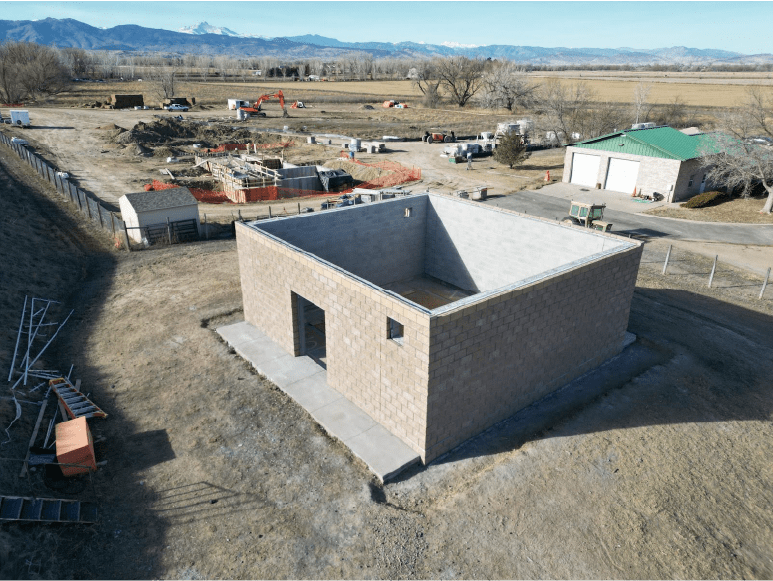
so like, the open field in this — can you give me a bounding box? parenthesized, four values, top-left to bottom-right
(1, 143, 772, 579)
(43, 71, 769, 112)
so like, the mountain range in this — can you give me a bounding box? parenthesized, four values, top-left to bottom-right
(3, 17, 772, 65)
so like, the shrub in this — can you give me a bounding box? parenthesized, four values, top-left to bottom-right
(681, 190, 731, 209)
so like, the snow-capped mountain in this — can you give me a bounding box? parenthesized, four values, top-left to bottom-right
(178, 21, 244, 37)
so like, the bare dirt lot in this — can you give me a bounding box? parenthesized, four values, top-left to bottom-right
(4, 106, 564, 225)
(2, 132, 773, 579)
(2, 78, 772, 579)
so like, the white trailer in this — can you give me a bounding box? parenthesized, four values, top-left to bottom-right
(10, 110, 30, 127)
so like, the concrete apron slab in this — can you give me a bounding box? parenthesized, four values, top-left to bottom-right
(217, 321, 420, 481)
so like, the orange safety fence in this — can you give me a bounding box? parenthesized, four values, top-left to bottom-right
(146, 157, 421, 205)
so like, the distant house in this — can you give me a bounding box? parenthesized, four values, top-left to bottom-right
(563, 126, 721, 202)
(119, 187, 200, 243)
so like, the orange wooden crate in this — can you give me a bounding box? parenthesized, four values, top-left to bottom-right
(55, 417, 96, 476)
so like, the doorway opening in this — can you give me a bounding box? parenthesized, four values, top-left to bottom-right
(295, 293, 326, 369)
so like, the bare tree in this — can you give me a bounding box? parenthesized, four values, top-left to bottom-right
(196, 55, 211, 81)
(435, 56, 485, 107)
(577, 101, 628, 139)
(150, 67, 177, 100)
(658, 96, 687, 127)
(539, 80, 595, 145)
(632, 81, 652, 124)
(700, 88, 773, 213)
(309, 58, 324, 78)
(214, 55, 230, 80)
(479, 61, 538, 111)
(411, 59, 442, 108)
(0, 41, 70, 103)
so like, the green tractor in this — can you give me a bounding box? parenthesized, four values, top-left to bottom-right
(563, 201, 613, 232)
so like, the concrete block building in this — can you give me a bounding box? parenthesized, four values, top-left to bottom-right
(563, 126, 720, 202)
(236, 194, 642, 462)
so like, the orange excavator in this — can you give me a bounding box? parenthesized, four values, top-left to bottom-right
(239, 91, 287, 117)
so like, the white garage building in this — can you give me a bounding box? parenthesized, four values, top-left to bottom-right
(119, 187, 200, 243)
(563, 127, 719, 202)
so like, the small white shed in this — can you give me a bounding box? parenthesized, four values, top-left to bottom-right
(228, 99, 251, 110)
(119, 187, 200, 243)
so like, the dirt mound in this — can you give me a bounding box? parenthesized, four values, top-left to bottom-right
(323, 159, 393, 182)
(97, 123, 124, 130)
(153, 145, 183, 158)
(122, 143, 152, 156)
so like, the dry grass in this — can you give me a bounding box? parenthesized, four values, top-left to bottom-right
(48, 73, 761, 112)
(645, 195, 773, 223)
(533, 76, 757, 108)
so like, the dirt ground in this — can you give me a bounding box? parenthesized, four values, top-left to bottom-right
(3, 106, 564, 225)
(1, 132, 773, 580)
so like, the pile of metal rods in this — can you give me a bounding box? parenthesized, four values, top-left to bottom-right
(4, 296, 73, 444)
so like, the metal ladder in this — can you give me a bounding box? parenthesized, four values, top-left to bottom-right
(0, 495, 97, 523)
(48, 378, 107, 420)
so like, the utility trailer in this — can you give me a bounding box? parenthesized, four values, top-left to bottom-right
(10, 110, 30, 127)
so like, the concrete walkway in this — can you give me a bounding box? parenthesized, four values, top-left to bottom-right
(217, 321, 420, 482)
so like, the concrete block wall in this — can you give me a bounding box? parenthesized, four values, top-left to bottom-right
(236, 221, 432, 456)
(237, 196, 644, 464)
(277, 175, 322, 191)
(672, 158, 712, 202)
(422, 242, 643, 462)
(563, 147, 684, 201)
(424, 195, 628, 292)
(257, 197, 428, 288)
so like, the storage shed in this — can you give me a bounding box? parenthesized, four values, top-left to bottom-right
(119, 187, 200, 243)
(563, 127, 721, 202)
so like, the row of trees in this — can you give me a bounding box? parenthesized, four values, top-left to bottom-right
(0, 42, 71, 104)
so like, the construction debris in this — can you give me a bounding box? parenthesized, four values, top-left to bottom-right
(0, 495, 98, 523)
(7, 296, 74, 389)
(49, 377, 107, 420)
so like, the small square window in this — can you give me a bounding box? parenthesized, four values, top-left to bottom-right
(387, 317, 404, 345)
(404, 207, 413, 218)
(688, 175, 694, 187)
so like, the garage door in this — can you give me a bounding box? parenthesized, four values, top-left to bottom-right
(569, 153, 601, 187)
(605, 158, 640, 193)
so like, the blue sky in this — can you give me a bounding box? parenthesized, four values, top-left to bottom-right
(6, 1, 772, 54)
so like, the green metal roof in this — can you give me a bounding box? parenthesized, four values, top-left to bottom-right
(573, 127, 720, 161)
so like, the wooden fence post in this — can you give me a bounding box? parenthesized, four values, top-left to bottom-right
(110, 212, 116, 238)
(662, 245, 672, 275)
(167, 218, 172, 244)
(203, 214, 208, 241)
(83, 192, 91, 219)
(97, 204, 104, 229)
(760, 267, 771, 300)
